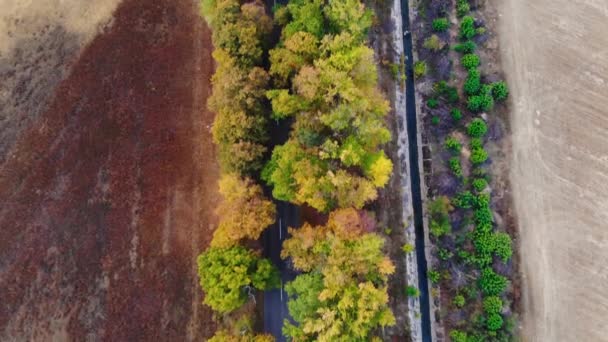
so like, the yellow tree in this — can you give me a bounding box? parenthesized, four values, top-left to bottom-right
(211, 174, 276, 248)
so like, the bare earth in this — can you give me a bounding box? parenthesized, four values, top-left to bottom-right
(0, 0, 218, 340)
(495, 0, 608, 340)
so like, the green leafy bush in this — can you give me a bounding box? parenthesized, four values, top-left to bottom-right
(424, 34, 442, 51)
(453, 294, 466, 308)
(402, 243, 415, 253)
(470, 137, 483, 149)
(479, 268, 507, 296)
(429, 270, 441, 284)
(427, 98, 439, 108)
(461, 53, 480, 69)
(438, 247, 453, 260)
(464, 69, 481, 95)
(450, 157, 463, 177)
(456, 0, 470, 17)
(450, 108, 463, 121)
(432, 115, 440, 125)
(414, 60, 427, 79)
(459, 16, 476, 40)
(483, 296, 503, 314)
(491, 81, 509, 101)
(472, 178, 488, 192)
(467, 91, 494, 112)
(486, 313, 504, 331)
(445, 136, 462, 153)
(493, 232, 513, 262)
(470, 147, 488, 165)
(432, 18, 449, 32)
(429, 196, 452, 237)
(452, 191, 475, 208)
(454, 40, 476, 53)
(467, 118, 488, 137)
(450, 330, 469, 342)
(406, 285, 420, 298)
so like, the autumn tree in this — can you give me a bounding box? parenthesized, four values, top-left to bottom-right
(197, 246, 279, 313)
(211, 174, 276, 248)
(281, 209, 396, 340)
(209, 330, 274, 342)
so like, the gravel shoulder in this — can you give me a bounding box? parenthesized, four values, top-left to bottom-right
(495, 0, 608, 340)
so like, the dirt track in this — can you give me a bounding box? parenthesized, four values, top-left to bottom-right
(0, 0, 218, 340)
(495, 0, 608, 340)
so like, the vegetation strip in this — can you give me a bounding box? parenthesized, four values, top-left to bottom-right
(413, 0, 517, 340)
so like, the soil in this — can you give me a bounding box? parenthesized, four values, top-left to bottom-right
(495, 0, 608, 340)
(0, 0, 219, 340)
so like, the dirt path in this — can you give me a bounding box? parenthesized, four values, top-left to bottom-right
(495, 0, 608, 340)
(0, 0, 218, 340)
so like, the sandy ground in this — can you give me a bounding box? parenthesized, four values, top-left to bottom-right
(0, 0, 219, 340)
(495, 0, 608, 340)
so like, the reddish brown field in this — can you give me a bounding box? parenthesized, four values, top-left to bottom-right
(0, 0, 219, 340)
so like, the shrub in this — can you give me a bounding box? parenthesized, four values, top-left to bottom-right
(453, 294, 466, 308)
(414, 61, 427, 79)
(472, 178, 487, 192)
(432, 18, 449, 32)
(450, 330, 469, 342)
(454, 40, 476, 53)
(402, 243, 415, 254)
(470, 147, 488, 165)
(406, 285, 420, 298)
(449, 157, 463, 177)
(429, 196, 452, 237)
(491, 81, 509, 101)
(450, 108, 463, 121)
(483, 296, 503, 314)
(444, 136, 462, 153)
(493, 232, 513, 262)
(486, 313, 504, 331)
(429, 270, 441, 283)
(431, 115, 440, 125)
(456, 0, 470, 17)
(452, 191, 475, 208)
(470, 137, 483, 149)
(479, 268, 507, 296)
(467, 118, 488, 137)
(459, 16, 476, 40)
(461, 53, 480, 69)
(437, 247, 453, 260)
(464, 69, 481, 95)
(424, 34, 442, 51)
(427, 98, 439, 108)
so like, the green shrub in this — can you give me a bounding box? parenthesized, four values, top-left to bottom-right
(470, 137, 483, 149)
(456, 0, 470, 17)
(414, 61, 427, 79)
(406, 285, 420, 298)
(461, 53, 480, 69)
(450, 330, 469, 342)
(452, 191, 475, 209)
(402, 243, 415, 254)
(429, 196, 452, 237)
(431, 115, 440, 125)
(428, 270, 441, 283)
(449, 157, 463, 177)
(467, 118, 488, 137)
(493, 232, 513, 262)
(459, 16, 476, 40)
(464, 69, 481, 95)
(486, 313, 504, 331)
(427, 98, 439, 108)
(424, 34, 442, 51)
(454, 40, 476, 53)
(470, 147, 488, 165)
(472, 178, 488, 192)
(450, 108, 463, 121)
(491, 81, 509, 101)
(483, 296, 503, 314)
(453, 294, 466, 308)
(434, 81, 459, 103)
(437, 247, 453, 260)
(468, 93, 494, 112)
(479, 268, 507, 296)
(432, 18, 450, 32)
(445, 136, 462, 153)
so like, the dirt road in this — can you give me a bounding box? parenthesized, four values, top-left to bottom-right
(495, 0, 608, 340)
(0, 0, 218, 340)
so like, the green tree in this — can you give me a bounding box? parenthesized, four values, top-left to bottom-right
(432, 18, 449, 32)
(414, 60, 427, 79)
(209, 330, 274, 342)
(406, 285, 420, 298)
(483, 296, 503, 314)
(486, 313, 504, 331)
(451, 108, 463, 121)
(491, 81, 509, 101)
(470, 147, 488, 165)
(453, 294, 466, 308)
(445, 136, 462, 154)
(424, 34, 443, 51)
(454, 40, 476, 53)
(493, 232, 513, 262)
(197, 246, 279, 313)
(472, 178, 487, 192)
(460, 16, 476, 40)
(450, 157, 463, 177)
(467, 118, 488, 137)
(464, 68, 481, 95)
(479, 268, 507, 296)
(429, 196, 453, 237)
(461, 53, 480, 69)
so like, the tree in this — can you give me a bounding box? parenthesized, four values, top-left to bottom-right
(451, 108, 463, 121)
(450, 157, 463, 178)
(414, 60, 427, 79)
(467, 93, 494, 112)
(486, 313, 504, 331)
(445, 136, 462, 154)
(406, 285, 420, 297)
(429, 196, 453, 237)
(483, 296, 503, 314)
(467, 118, 488, 137)
(491, 81, 509, 101)
(453, 294, 466, 308)
(459, 16, 476, 40)
(478, 268, 507, 296)
(424, 34, 443, 51)
(493, 232, 513, 262)
(464, 68, 481, 95)
(454, 40, 476, 54)
(461, 53, 480, 69)
(456, 0, 470, 17)
(470, 147, 488, 165)
(432, 18, 449, 32)
(209, 330, 274, 342)
(211, 174, 276, 247)
(472, 178, 487, 192)
(197, 246, 279, 313)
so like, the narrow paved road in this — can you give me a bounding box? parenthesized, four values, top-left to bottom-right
(263, 201, 299, 342)
(400, 0, 433, 340)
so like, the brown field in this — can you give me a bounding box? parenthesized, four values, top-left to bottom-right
(495, 0, 608, 340)
(0, 0, 218, 340)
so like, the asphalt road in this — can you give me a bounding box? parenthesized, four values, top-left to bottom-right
(262, 201, 300, 341)
(400, 0, 433, 340)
